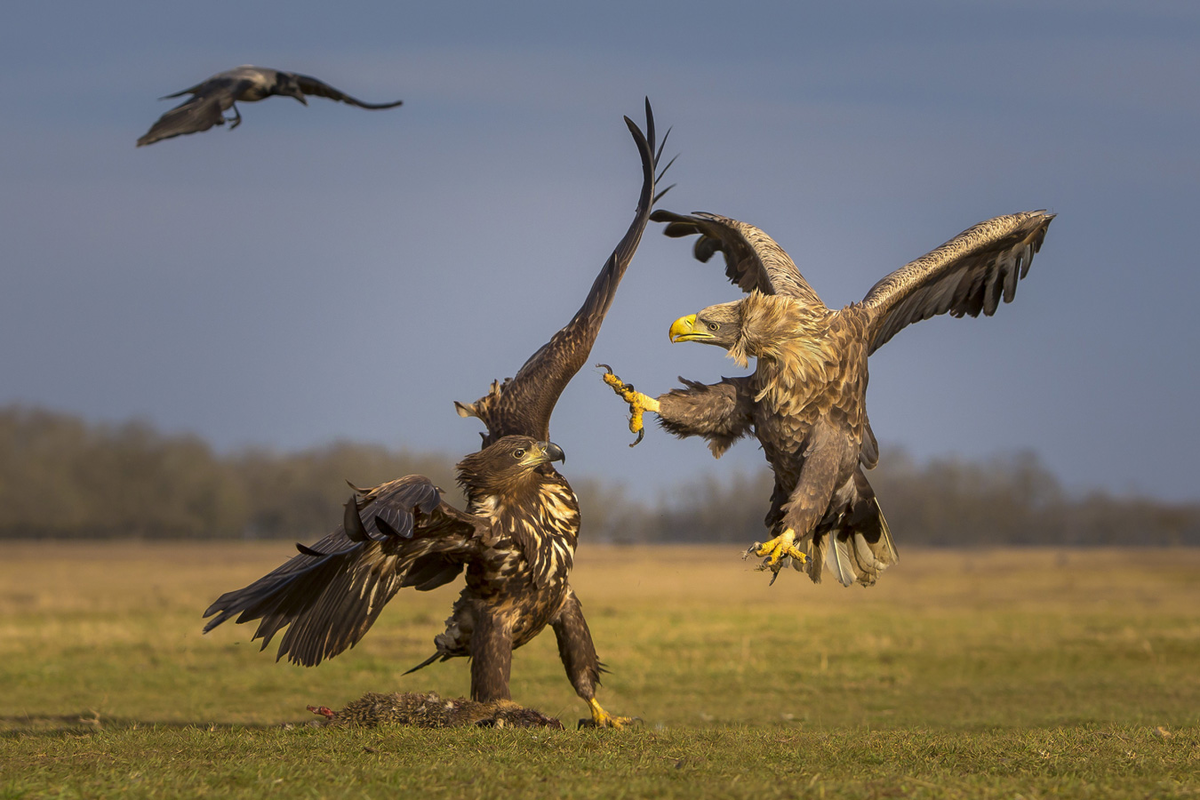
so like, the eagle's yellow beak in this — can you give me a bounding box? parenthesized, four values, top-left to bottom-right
(669, 313, 710, 343)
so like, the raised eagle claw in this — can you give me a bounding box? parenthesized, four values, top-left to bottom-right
(744, 529, 808, 585)
(598, 364, 659, 447)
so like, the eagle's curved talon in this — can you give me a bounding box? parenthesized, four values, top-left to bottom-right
(748, 530, 807, 583)
(599, 366, 660, 446)
(585, 699, 638, 730)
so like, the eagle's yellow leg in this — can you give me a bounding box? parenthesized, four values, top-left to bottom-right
(743, 529, 808, 583)
(599, 365, 659, 446)
(585, 698, 638, 730)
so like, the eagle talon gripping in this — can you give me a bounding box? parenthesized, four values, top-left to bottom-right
(598, 364, 658, 447)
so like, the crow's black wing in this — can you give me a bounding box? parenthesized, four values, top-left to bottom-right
(137, 77, 249, 146)
(291, 72, 403, 109)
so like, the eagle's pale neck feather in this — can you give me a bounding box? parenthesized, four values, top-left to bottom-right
(735, 293, 837, 412)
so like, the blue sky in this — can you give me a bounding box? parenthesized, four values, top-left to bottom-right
(2, 1, 1197, 502)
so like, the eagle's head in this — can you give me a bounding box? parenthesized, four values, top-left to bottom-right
(455, 435, 566, 497)
(669, 292, 819, 369)
(669, 297, 756, 367)
(668, 299, 743, 351)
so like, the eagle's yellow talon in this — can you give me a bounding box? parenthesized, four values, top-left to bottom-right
(745, 530, 807, 583)
(598, 364, 659, 446)
(583, 698, 638, 730)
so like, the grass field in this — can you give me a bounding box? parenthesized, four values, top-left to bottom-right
(3, 542, 1199, 799)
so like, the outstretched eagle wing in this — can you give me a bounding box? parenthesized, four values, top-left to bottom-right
(137, 77, 250, 147)
(650, 211, 827, 310)
(860, 211, 1055, 355)
(202, 475, 488, 666)
(456, 99, 669, 444)
(291, 72, 404, 109)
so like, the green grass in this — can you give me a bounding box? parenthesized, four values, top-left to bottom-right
(3, 543, 1200, 798)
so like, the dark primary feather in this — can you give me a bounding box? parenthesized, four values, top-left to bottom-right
(456, 99, 672, 444)
(650, 210, 827, 310)
(861, 211, 1055, 354)
(202, 476, 485, 666)
(136, 78, 251, 146)
(293, 73, 404, 109)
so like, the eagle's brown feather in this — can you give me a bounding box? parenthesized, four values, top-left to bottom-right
(205, 103, 666, 723)
(623, 209, 1053, 586)
(861, 211, 1054, 354)
(457, 99, 671, 446)
(650, 210, 827, 310)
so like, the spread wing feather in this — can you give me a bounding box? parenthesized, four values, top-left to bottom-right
(456, 99, 669, 444)
(202, 475, 487, 666)
(861, 211, 1055, 354)
(649, 211, 827, 310)
(291, 73, 403, 109)
(137, 78, 248, 146)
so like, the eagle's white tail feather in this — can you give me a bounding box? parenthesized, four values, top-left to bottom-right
(831, 535, 856, 586)
(791, 496, 897, 587)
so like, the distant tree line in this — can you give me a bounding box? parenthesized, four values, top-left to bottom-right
(613, 450, 1200, 547)
(0, 406, 455, 541)
(2, 405, 1197, 546)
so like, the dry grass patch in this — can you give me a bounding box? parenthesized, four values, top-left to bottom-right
(2, 543, 1199, 798)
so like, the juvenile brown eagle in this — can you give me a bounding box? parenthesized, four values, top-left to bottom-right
(203, 101, 670, 728)
(137, 65, 403, 147)
(603, 209, 1054, 586)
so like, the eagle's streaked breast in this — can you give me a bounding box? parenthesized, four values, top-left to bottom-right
(466, 479, 579, 592)
(471, 494, 499, 518)
(533, 480, 580, 580)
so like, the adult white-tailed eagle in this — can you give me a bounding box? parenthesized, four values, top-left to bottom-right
(603, 209, 1053, 586)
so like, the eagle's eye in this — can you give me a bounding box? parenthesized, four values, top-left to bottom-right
(707, 322, 719, 331)
(513, 448, 526, 459)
